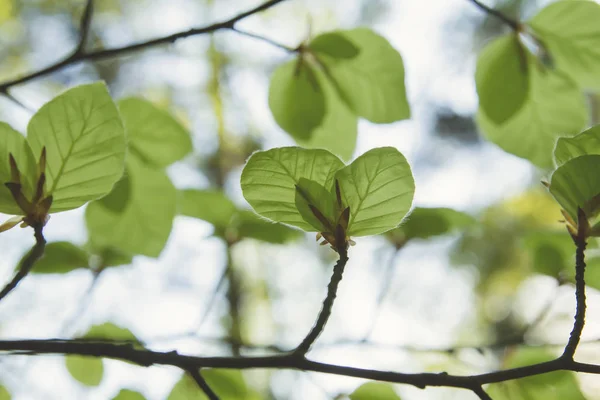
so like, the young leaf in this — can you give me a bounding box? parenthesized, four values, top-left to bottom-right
(335, 147, 415, 236)
(349, 382, 401, 400)
(83, 322, 139, 342)
(118, 98, 192, 168)
(309, 32, 360, 59)
(529, 0, 600, 90)
(294, 178, 337, 232)
(65, 356, 104, 387)
(27, 82, 126, 213)
(549, 154, 600, 220)
(476, 47, 587, 168)
(476, 34, 528, 124)
(392, 207, 475, 240)
(316, 28, 410, 123)
(241, 147, 344, 230)
(167, 369, 259, 400)
(268, 60, 326, 140)
(112, 389, 146, 400)
(178, 189, 237, 229)
(554, 125, 600, 167)
(0, 386, 9, 400)
(86, 156, 176, 257)
(297, 65, 358, 161)
(28, 241, 89, 274)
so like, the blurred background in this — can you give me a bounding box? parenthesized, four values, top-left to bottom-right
(0, 0, 599, 399)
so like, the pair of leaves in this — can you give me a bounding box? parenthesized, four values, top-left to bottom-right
(269, 28, 409, 160)
(179, 189, 301, 244)
(85, 98, 192, 257)
(0, 83, 125, 215)
(241, 146, 414, 237)
(167, 369, 260, 400)
(475, 1, 600, 167)
(65, 323, 140, 387)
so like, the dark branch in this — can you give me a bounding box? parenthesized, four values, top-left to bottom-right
(76, 0, 94, 54)
(0, 0, 289, 92)
(0, 339, 599, 392)
(562, 208, 588, 360)
(293, 249, 349, 355)
(0, 225, 46, 303)
(469, 0, 521, 31)
(188, 368, 220, 400)
(472, 385, 492, 400)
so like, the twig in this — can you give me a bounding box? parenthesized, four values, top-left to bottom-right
(293, 249, 349, 356)
(0, 88, 34, 112)
(468, 0, 521, 31)
(196, 267, 228, 332)
(0, 225, 46, 303)
(0, 0, 289, 92)
(562, 208, 588, 360)
(229, 27, 296, 52)
(188, 368, 220, 400)
(472, 385, 492, 400)
(75, 0, 94, 55)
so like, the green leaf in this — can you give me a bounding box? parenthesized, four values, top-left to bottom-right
(317, 28, 410, 123)
(296, 65, 358, 161)
(118, 98, 192, 168)
(350, 382, 401, 400)
(29, 241, 89, 274)
(112, 389, 146, 400)
(335, 147, 414, 236)
(476, 44, 587, 168)
(241, 147, 344, 231)
(476, 35, 528, 124)
(0, 385, 10, 400)
(167, 369, 259, 400)
(523, 231, 573, 277)
(268, 60, 326, 141)
(179, 189, 237, 229)
(95, 246, 133, 268)
(0, 122, 37, 214)
(232, 211, 302, 244)
(27, 82, 126, 213)
(529, 0, 600, 90)
(86, 156, 177, 257)
(549, 155, 600, 220)
(65, 355, 103, 387)
(294, 178, 338, 232)
(487, 348, 586, 399)
(309, 32, 360, 59)
(583, 256, 600, 291)
(554, 125, 600, 167)
(393, 207, 475, 240)
(83, 322, 138, 342)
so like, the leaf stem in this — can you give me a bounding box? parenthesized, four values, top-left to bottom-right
(468, 0, 521, 31)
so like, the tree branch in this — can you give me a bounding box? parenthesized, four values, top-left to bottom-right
(0, 0, 289, 92)
(472, 385, 492, 400)
(468, 0, 521, 31)
(188, 368, 220, 400)
(293, 249, 349, 356)
(75, 0, 94, 55)
(0, 225, 46, 303)
(562, 208, 588, 360)
(0, 338, 598, 392)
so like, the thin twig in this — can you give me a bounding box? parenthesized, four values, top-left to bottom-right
(472, 385, 492, 400)
(0, 89, 34, 112)
(0, 0, 289, 92)
(229, 27, 296, 52)
(562, 208, 588, 360)
(0, 225, 46, 303)
(76, 0, 94, 54)
(188, 368, 220, 400)
(468, 0, 521, 31)
(293, 249, 349, 356)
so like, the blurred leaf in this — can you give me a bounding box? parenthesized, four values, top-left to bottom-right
(529, 0, 600, 90)
(99, 173, 130, 213)
(28, 82, 126, 213)
(29, 241, 89, 274)
(97, 246, 133, 268)
(349, 382, 401, 400)
(86, 156, 176, 257)
(318, 28, 409, 123)
(297, 64, 358, 161)
(83, 322, 139, 342)
(555, 125, 600, 167)
(112, 389, 145, 400)
(232, 211, 302, 244)
(395, 207, 475, 240)
(0, 122, 37, 215)
(523, 231, 573, 277)
(179, 189, 237, 228)
(241, 147, 344, 231)
(476, 46, 587, 168)
(335, 147, 414, 236)
(294, 178, 338, 232)
(549, 154, 600, 220)
(476, 34, 528, 124)
(309, 32, 360, 59)
(118, 98, 192, 168)
(0, 385, 10, 400)
(487, 348, 586, 399)
(583, 256, 600, 291)
(269, 60, 326, 141)
(167, 369, 260, 400)
(65, 355, 103, 387)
